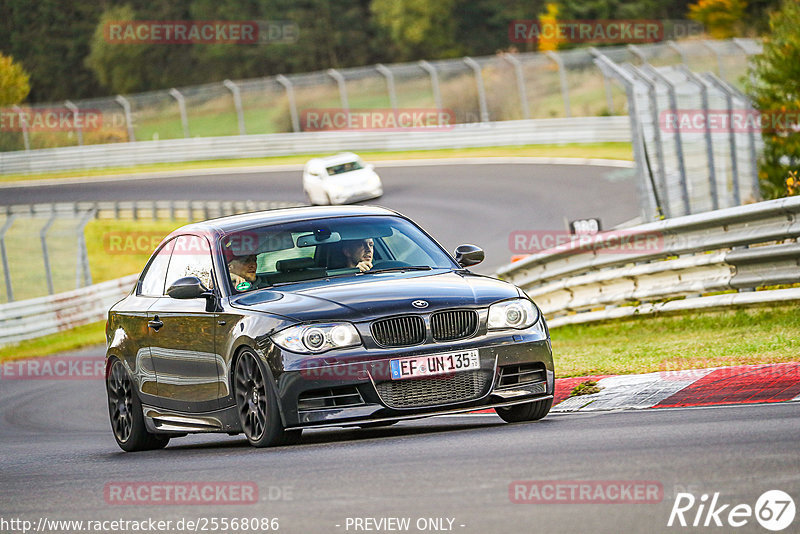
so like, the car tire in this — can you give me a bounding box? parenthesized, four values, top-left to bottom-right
(494, 397, 553, 423)
(107, 358, 170, 452)
(234, 349, 292, 448)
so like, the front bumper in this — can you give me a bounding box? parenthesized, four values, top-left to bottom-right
(275, 333, 554, 428)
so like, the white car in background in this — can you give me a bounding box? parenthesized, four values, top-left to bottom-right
(302, 152, 383, 205)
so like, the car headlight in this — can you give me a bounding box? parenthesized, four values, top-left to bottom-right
(487, 299, 539, 330)
(272, 323, 361, 353)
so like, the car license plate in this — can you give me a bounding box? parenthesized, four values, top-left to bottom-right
(389, 350, 480, 380)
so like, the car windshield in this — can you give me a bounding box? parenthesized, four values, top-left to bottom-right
(326, 160, 363, 176)
(221, 215, 456, 293)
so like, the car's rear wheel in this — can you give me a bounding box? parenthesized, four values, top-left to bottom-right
(495, 398, 553, 423)
(234, 349, 297, 447)
(107, 358, 170, 452)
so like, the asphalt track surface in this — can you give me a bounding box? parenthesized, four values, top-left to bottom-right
(1, 349, 799, 534)
(0, 163, 639, 273)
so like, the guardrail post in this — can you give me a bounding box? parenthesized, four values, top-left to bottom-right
(11, 105, 30, 151)
(326, 69, 349, 114)
(168, 88, 190, 138)
(276, 75, 300, 133)
(502, 54, 530, 120)
(418, 60, 443, 111)
(703, 72, 741, 206)
(75, 209, 95, 288)
(40, 212, 57, 295)
(545, 51, 571, 118)
(0, 214, 17, 302)
(223, 80, 246, 135)
(666, 40, 688, 66)
(375, 64, 398, 114)
(679, 66, 719, 210)
(64, 100, 83, 146)
(642, 64, 691, 215)
(115, 95, 135, 142)
(463, 57, 490, 123)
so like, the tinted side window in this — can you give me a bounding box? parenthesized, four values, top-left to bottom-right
(164, 235, 215, 291)
(139, 239, 175, 297)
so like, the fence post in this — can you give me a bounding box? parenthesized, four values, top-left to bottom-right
(326, 69, 349, 113)
(223, 80, 246, 135)
(168, 88, 190, 138)
(74, 209, 95, 288)
(591, 49, 658, 219)
(375, 64, 398, 113)
(502, 54, 530, 120)
(11, 105, 30, 151)
(64, 100, 83, 146)
(679, 66, 719, 210)
(667, 40, 688, 66)
(40, 211, 57, 295)
(701, 41, 725, 80)
(418, 60, 443, 111)
(627, 44, 646, 64)
(276, 75, 300, 133)
(115, 95, 136, 142)
(463, 57, 489, 123)
(625, 65, 670, 217)
(703, 73, 741, 206)
(545, 51, 571, 118)
(642, 64, 691, 215)
(0, 214, 17, 302)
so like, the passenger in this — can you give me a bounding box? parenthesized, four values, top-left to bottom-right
(340, 238, 373, 272)
(228, 253, 257, 291)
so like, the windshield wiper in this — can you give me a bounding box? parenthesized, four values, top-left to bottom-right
(362, 266, 433, 275)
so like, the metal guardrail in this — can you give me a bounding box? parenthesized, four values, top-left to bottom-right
(0, 274, 138, 346)
(0, 117, 630, 174)
(496, 196, 800, 328)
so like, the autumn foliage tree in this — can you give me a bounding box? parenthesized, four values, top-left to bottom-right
(746, 0, 800, 198)
(0, 52, 30, 106)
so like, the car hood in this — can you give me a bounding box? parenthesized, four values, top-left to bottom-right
(230, 270, 519, 323)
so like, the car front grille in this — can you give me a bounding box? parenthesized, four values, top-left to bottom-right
(371, 315, 425, 347)
(431, 310, 478, 341)
(375, 370, 490, 409)
(496, 363, 547, 388)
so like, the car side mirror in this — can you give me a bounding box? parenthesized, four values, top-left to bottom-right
(454, 244, 484, 267)
(167, 276, 210, 300)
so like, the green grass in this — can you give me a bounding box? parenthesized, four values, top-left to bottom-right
(550, 304, 800, 377)
(0, 142, 633, 183)
(0, 321, 106, 363)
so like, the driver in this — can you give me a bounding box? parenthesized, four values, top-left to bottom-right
(340, 238, 373, 272)
(228, 253, 257, 291)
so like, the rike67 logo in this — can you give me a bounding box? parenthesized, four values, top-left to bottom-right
(668, 490, 795, 531)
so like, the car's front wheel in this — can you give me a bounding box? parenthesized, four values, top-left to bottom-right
(495, 398, 553, 423)
(107, 358, 170, 452)
(234, 349, 298, 447)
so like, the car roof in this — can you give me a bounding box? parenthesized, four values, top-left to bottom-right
(169, 205, 401, 238)
(306, 152, 361, 166)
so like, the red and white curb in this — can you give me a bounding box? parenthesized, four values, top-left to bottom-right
(551, 362, 800, 412)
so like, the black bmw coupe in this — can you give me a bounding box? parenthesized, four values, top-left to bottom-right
(105, 206, 554, 451)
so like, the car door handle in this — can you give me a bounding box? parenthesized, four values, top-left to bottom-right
(148, 318, 164, 331)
